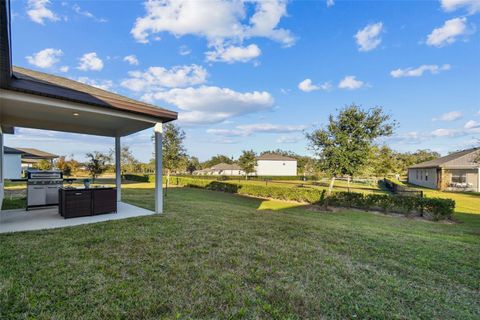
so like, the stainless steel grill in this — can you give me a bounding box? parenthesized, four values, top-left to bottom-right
(27, 170, 63, 209)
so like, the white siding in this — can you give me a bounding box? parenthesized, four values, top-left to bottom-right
(407, 168, 438, 189)
(210, 169, 245, 176)
(256, 160, 297, 176)
(4, 154, 22, 179)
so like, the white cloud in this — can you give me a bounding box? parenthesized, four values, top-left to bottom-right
(441, 0, 480, 14)
(390, 64, 451, 78)
(338, 75, 366, 90)
(72, 4, 107, 22)
(131, 0, 295, 48)
(433, 110, 463, 121)
(179, 45, 191, 56)
(121, 64, 208, 91)
(143, 86, 274, 125)
(355, 22, 383, 52)
(77, 52, 104, 71)
(426, 17, 470, 47)
(123, 55, 140, 65)
(59, 66, 69, 72)
(277, 135, 303, 143)
(206, 44, 261, 63)
(207, 123, 306, 137)
(326, 0, 335, 8)
(77, 77, 114, 91)
(298, 79, 332, 92)
(26, 48, 63, 68)
(431, 128, 460, 137)
(464, 120, 480, 129)
(27, 0, 59, 24)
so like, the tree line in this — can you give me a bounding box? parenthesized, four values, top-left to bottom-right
(33, 104, 462, 185)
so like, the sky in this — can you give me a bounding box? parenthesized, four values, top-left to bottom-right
(5, 0, 480, 162)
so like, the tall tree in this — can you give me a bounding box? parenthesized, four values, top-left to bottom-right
(186, 156, 200, 174)
(159, 123, 186, 191)
(109, 145, 139, 173)
(85, 151, 111, 182)
(370, 145, 401, 178)
(238, 150, 257, 179)
(201, 154, 233, 168)
(306, 105, 396, 194)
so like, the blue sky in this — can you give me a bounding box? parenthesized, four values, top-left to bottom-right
(6, 0, 480, 162)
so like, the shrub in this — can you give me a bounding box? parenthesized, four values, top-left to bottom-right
(421, 197, 455, 221)
(122, 174, 151, 182)
(171, 177, 455, 220)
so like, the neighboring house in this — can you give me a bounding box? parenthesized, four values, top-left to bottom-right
(16, 148, 58, 169)
(3, 147, 59, 179)
(195, 163, 245, 176)
(256, 153, 297, 176)
(408, 148, 480, 192)
(3, 146, 22, 179)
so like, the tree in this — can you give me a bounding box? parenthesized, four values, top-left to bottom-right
(85, 151, 111, 182)
(34, 159, 52, 170)
(186, 156, 200, 174)
(201, 154, 233, 169)
(55, 155, 80, 176)
(109, 145, 139, 173)
(238, 150, 257, 179)
(306, 105, 396, 194)
(370, 145, 401, 178)
(396, 149, 440, 175)
(158, 123, 186, 192)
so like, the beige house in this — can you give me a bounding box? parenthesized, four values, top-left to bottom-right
(407, 148, 480, 192)
(195, 163, 245, 176)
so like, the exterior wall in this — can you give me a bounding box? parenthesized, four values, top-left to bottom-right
(444, 169, 479, 192)
(407, 167, 438, 189)
(210, 169, 245, 176)
(4, 154, 22, 179)
(256, 160, 297, 176)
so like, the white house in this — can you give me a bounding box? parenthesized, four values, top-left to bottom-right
(255, 153, 297, 176)
(3, 146, 22, 179)
(194, 163, 245, 176)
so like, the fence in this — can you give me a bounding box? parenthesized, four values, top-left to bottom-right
(383, 178, 423, 198)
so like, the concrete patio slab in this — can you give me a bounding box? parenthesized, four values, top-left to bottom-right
(0, 202, 155, 233)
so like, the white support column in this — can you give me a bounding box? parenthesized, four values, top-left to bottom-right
(478, 167, 480, 193)
(154, 123, 163, 214)
(115, 136, 121, 202)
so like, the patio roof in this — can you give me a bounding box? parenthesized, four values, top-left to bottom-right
(0, 1, 177, 137)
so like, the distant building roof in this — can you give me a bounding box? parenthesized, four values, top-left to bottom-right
(257, 153, 297, 161)
(4, 146, 23, 154)
(14, 148, 58, 159)
(408, 147, 480, 169)
(210, 163, 242, 170)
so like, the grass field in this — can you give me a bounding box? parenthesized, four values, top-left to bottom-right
(1, 187, 479, 319)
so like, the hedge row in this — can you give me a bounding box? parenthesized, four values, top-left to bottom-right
(122, 174, 152, 183)
(174, 177, 454, 220)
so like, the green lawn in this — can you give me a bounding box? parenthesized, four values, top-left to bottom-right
(1, 187, 479, 319)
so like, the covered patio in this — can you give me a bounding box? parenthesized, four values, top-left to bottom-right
(0, 0, 177, 232)
(0, 202, 155, 233)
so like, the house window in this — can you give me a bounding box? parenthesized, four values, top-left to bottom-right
(452, 172, 466, 184)
(416, 170, 419, 180)
(425, 171, 428, 181)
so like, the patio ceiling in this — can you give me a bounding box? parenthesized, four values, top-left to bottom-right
(1, 88, 165, 137)
(0, 1, 177, 137)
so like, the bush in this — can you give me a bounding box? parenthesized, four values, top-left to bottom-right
(122, 174, 152, 182)
(171, 177, 455, 220)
